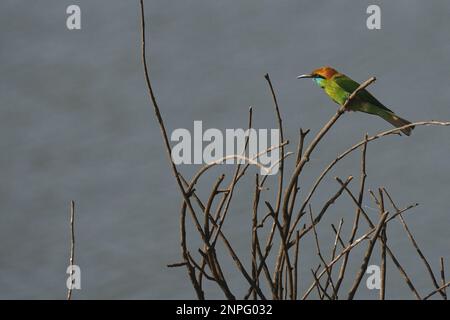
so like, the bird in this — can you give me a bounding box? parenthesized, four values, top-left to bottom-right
(297, 66, 414, 136)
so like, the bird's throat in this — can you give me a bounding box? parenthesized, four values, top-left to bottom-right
(313, 77, 326, 88)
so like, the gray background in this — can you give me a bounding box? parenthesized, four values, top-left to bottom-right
(0, 0, 449, 299)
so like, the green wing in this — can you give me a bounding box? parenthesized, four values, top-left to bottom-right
(333, 74, 393, 112)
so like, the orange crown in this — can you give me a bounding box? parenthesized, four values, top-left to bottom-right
(311, 66, 338, 79)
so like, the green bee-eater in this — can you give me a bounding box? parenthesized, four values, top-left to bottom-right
(297, 66, 413, 136)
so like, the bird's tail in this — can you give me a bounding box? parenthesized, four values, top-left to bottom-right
(379, 111, 414, 136)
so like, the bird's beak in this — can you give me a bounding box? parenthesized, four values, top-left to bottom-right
(297, 74, 313, 79)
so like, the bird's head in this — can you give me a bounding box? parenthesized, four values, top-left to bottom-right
(297, 66, 338, 88)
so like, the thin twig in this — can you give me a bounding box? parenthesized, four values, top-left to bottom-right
(251, 174, 260, 300)
(382, 188, 446, 299)
(187, 252, 216, 282)
(302, 224, 381, 299)
(293, 230, 300, 300)
(265, 201, 294, 300)
(311, 268, 331, 300)
(332, 135, 368, 299)
(264, 73, 285, 219)
(139, 1, 209, 299)
(337, 179, 421, 299)
(302, 186, 419, 300)
(347, 211, 389, 300)
(291, 176, 353, 246)
(288, 129, 310, 218)
(180, 202, 205, 299)
(309, 206, 336, 295)
(423, 281, 450, 300)
(440, 257, 447, 300)
(67, 200, 75, 301)
(378, 189, 387, 300)
(324, 219, 344, 296)
(265, 73, 287, 298)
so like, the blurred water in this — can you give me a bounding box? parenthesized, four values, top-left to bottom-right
(0, 0, 449, 299)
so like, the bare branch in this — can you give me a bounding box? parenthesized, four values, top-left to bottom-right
(347, 211, 389, 299)
(67, 200, 75, 301)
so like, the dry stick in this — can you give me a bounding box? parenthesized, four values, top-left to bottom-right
(264, 74, 285, 218)
(288, 129, 310, 217)
(248, 167, 285, 299)
(332, 135, 368, 299)
(440, 257, 447, 300)
(336, 179, 422, 299)
(202, 241, 229, 293)
(245, 224, 280, 299)
(141, 3, 265, 300)
(184, 182, 263, 300)
(139, 1, 208, 299)
(288, 120, 450, 243)
(424, 281, 450, 300)
(187, 252, 216, 282)
(308, 206, 337, 296)
(197, 257, 208, 290)
(246, 152, 294, 300)
(323, 219, 344, 295)
(235, 141, 289, 182)
(139, 0, 202, 238)
(251, 174, 260, 300)
(302, 194, 418, 300)
(199, 175, 226, 290)
(378, 189, 387, 300)
(185, 141, 287, 232)
(209, 149, 291, 250)
(197, 247, 231, 294)
(292, 176, 353, 245)
(268, 177, 352, 300)
(244, 228, 276, 300)
(208, 106, 254, 247)
(311, 268, 331, 300)
(246, 105, 285, 299)
(382, 188, 446, 299)
(258, 175, 344, 293)
(271, 176, 353, 297)
(179, 111, 283, 285)
(217, 229, 267, 300)
(331, 223, 347, 250)
(310, 264, 323, 299)
(202, 221, 267, 300)
(265, 201, 294, 300)
(347, 212, 389, 300)
(311, 269, 323, 299)
(293, 230, 301, 300)
(67, 200, 75, 301)
(179, 177, 266, 300)
(179, 173, 233, 300)
(167, 261, 187, 268)
(272, 129, 309, 299)
(331, 220, 345, 251)
(302, 224, 379, 299)
(188, 138, 278, 233)
(180, 202, 205, 299)
(284, 264, 289, 300)
(180, 175, 268, 302)
(204, 175, 226, 241)
(201, 110, 271, 300)
(264, 73, 287, 298)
